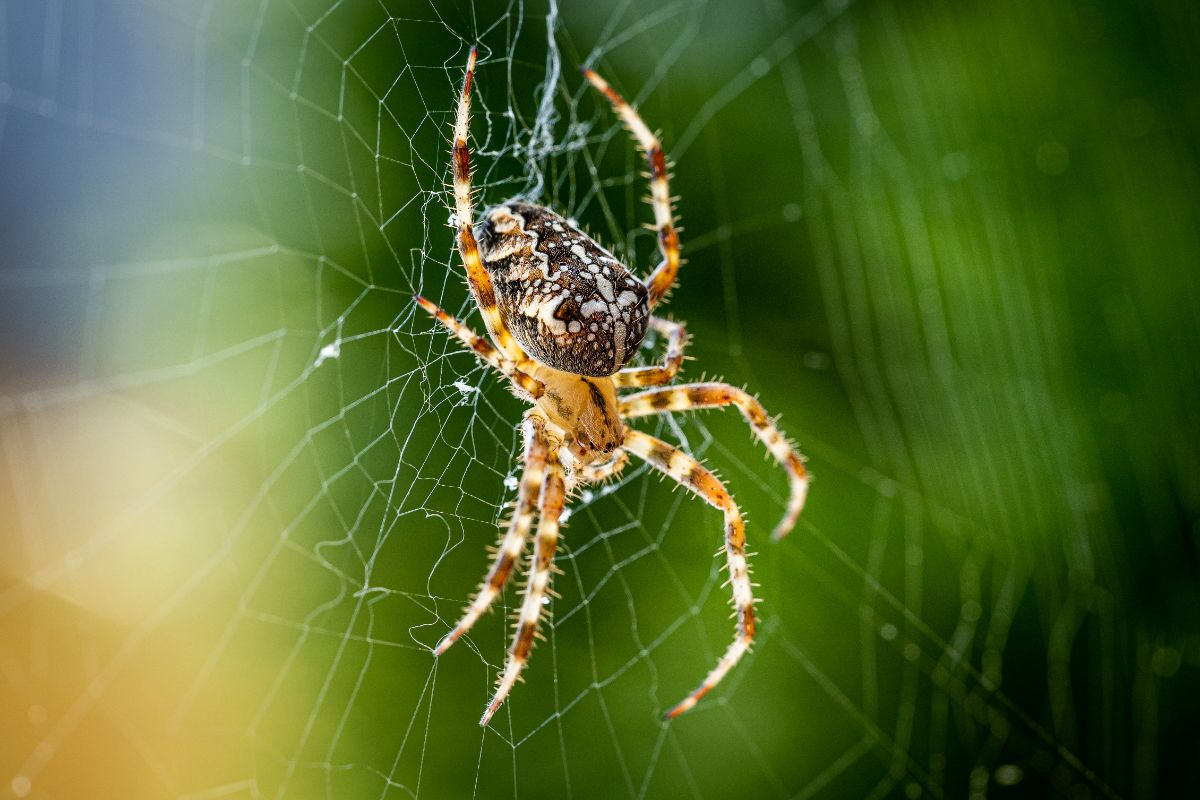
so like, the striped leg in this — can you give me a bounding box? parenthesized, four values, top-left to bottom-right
(582, 68, 680, 308)
(621, 383, 809, 541)
(622, 429, 755, 719)
(415, 295, 545, 401)
(435, 414, 549, 656)
(453, 47, 525, 362)
(576, 449, 629, 484)
(480, 439, 567, 726)
(613, 317, 688, 388)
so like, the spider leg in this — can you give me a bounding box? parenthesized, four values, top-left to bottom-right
(415, 295, 545, 401)
(620, 383, 809, 540)
(613, 317, 688, 388)
(435, 414, 549, 656)
(575, 449, 629, 484)
(582, 68, 680, 309)
(481, 437, 567, 726)
(453, 47, 526, 363)
(621, 429, 754, 719)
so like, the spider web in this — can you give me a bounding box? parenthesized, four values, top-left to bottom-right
(2, 0, 1199, 798)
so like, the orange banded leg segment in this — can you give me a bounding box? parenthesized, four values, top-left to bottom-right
(415, 296, 544, 401)
(621, 383, 809, 540)
(613, 317, 687, 388)
(480, 440, 567, 726)
(453, 47, 524, 362)
(582, 68, 680, 308)
(621, 429, 755, 719)
(576, 450, 629, 484)
(435, 415, 549, 656)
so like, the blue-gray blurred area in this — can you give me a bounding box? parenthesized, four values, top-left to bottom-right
(1, 1, 1199, 799)
(0, 2, 227, 397)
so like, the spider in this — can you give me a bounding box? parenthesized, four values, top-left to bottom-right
(418, 47, 810, 725)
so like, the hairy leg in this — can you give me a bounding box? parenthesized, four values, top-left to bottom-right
(582, 69, 680, 308)
(575, 449, 629, 484)
(622, 429, 755, 719)
(434, 414, 548, 655)
(415, 295, 544, 401)
(480, 437, 567, 726)
(621, 383, 809, 540)
(613, 317, 688, 388)
(453, 47, 526, 362)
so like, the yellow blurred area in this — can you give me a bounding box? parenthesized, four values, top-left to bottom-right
(3, 394, 228, 623)
(0, 397, 265, 797)
(0, 222, 336, 798)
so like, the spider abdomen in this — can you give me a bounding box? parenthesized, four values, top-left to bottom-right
(477, 201, 649, 377)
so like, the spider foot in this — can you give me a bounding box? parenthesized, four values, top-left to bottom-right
(770, 461, 810, 541)
(433, 629, 461, 656)
(663, 633, 753, 720)
(480, 659, 524, 726)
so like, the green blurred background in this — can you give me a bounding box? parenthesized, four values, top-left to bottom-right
(1, 0, 1198, 797)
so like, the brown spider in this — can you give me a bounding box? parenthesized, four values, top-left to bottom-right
(419, 47, 810, 725)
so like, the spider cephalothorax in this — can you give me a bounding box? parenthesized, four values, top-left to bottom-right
(418, 47, 810, 726)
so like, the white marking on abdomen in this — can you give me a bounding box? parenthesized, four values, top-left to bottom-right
(580, 299, 608, 319)
(532, 293, 568, 336)
(613, 320, 627, 366)
(595, 274, 615, 301)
